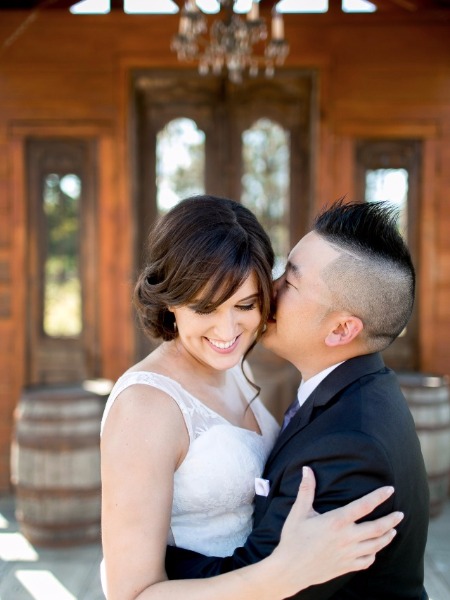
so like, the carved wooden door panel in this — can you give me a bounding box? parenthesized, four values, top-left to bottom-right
(26, 139, 99, 384)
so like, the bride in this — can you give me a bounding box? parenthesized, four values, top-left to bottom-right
(100, 195, 402, 600)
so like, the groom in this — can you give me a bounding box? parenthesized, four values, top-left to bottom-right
(166, 201, 429, 599)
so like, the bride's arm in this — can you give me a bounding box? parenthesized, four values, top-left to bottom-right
(101, 383, 188, 600)
(101, 385, 402, 600)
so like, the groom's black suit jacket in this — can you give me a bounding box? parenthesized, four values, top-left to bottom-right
(166, 353, 429, 599)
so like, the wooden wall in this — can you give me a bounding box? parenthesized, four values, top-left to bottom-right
(0, 8, 449, 490)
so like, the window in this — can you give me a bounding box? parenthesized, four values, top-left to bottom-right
(42, 173, 82, 338)
(356, 140, 421, 371)
(26, 139, 99, 384)
(156, 118, 205, 215)
(241, 118, 290, 276)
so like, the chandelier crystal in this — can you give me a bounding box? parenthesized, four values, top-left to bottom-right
(171, 1, 289, 84)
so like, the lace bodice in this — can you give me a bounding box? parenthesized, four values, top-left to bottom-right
(101, 366, 279, 557)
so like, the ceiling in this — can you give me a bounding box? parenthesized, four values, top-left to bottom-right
(0, 0, 449, 12)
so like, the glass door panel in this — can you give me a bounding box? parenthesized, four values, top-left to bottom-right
(241, 118, 290, 277)
(156, 118, 206, 215)
(365, 168, 408, 237)
(42, 173, 83, 338)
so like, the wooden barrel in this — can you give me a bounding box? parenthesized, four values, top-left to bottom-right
(398, 372, 450, 517)
(10, 380, 112, 546)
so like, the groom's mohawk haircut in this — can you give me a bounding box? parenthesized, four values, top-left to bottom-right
(313, 199, 415, 352)
(313, 198, 413, 270)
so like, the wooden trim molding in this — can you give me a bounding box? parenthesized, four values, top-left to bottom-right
(9, 120, 115, 139)
(418, 138, 438, 372)
(335, 120, 439, 139)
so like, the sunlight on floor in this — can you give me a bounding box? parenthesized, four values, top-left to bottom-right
(0, 532, 38, 561)
(0, 511, 9, 529)
(15, 571, 77, 600)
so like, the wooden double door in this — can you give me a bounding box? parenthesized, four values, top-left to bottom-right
(132, 70, 315, 415)
(133, 70, 315, 273)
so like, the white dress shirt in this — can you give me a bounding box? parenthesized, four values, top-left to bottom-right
(297, 362, 345, 408)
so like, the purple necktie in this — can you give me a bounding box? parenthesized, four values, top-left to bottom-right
(281, 397, 301, 432)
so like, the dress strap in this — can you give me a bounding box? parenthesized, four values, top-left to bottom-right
(100, 371, 196, 440)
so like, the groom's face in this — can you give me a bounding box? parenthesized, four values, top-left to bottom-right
(262, 231, 340, 373)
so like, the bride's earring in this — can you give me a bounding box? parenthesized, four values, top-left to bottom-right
(173, 320, 177, 333)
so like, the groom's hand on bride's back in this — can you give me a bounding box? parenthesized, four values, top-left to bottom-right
(274, 466, 403, 592)
(165, 467, 403, 583)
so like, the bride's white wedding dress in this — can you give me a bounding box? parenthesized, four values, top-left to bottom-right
(100, 365, 279, 557)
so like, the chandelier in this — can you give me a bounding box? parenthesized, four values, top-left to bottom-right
(171, 1, 289, 84)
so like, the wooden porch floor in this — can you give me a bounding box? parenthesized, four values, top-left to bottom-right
(0, 495, 449, 600)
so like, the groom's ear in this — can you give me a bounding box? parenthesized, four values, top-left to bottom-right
(325, 314, 363, 347)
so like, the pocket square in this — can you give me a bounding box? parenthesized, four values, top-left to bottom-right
(255, 477, 270, 497)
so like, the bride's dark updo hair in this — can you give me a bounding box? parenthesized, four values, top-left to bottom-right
(134, 195, 274, 343)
